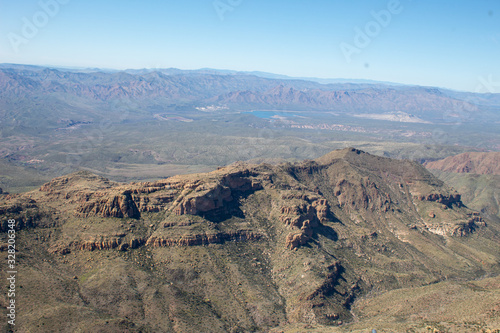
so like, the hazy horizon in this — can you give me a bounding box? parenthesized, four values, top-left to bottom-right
(1, 61, 497, 94)
(1, 0, 499, 93)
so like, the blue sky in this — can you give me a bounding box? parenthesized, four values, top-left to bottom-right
(0, 0, 499, 92)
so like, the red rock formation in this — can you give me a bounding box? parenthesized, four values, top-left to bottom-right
(51, 231, 262, 252)
(278, 194, 333, 250)
(76, 191, 140, 219)
(135, 193, 175, 213)
(286, 220, 314, 250)
(146, 231, 262, 247)
(312, 199, 330, 222)
(118, 238, 145, 251)
(71, 238, 121, 251)
(171, 174, 261, 216)
(280, 203, 311, 225)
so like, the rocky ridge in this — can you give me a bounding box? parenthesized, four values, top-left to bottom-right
(424, 152, 500, 175)
(424, 151, 500, 221)
(1, 148, 499, 332)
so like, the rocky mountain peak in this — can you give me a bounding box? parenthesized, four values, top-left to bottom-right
(314, 147, 365, 164)
(1, 149, 498, 331)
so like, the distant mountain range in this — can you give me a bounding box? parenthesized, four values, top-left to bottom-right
(0, 63, 407, 85)
(1, 63, 500, 126)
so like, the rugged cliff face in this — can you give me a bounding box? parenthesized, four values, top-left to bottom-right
(424, 152, 500, 221)
(1, 148, 499, 332)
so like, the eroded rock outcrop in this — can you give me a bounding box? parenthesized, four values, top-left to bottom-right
(286, 220, 314, 250)
(424, 212, 486, 237)
(135, 192, 176, 212)
(146, 230, 262, 247)
(170, 172, 262, 216)
(49, 236, 128, 253)
(417, 192, 462, 207)
(76, 191, 140, 219)
(52, 230, 263, 252)
(171, 183, 233, 215)
(280, 203, 319, 228)
(118, 238, 145, 251)
(278, 192, 333, 249)
(72, 238, 122, 251)
(312, 199, 330, 222)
